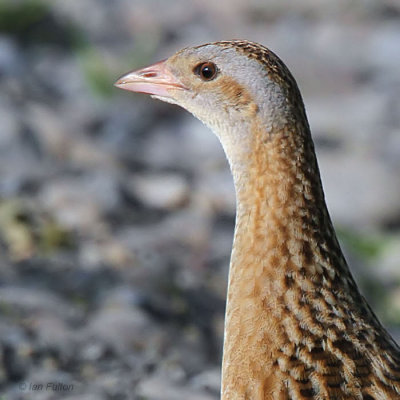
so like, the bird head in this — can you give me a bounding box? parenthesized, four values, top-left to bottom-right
(115, 41, 304, 168)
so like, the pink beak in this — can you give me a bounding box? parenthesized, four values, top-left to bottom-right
(114, 59, 186, 98)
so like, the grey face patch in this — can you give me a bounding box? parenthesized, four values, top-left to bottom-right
(162, 41, 306, 178)
(173, 44, 290, 133)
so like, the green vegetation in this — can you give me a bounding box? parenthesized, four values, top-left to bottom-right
(337, 227, 387, 260)
(0, 199, 72, 260)
(338, 227, 400, 324)
(0, 0, 84, 48)
(0, 0, 49, 35)
(0, 1, 161, 98)
(78, 33, 160, 98)
(79, 48, 115, 97)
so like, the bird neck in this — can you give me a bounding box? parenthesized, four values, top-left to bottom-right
(221, 117, 353, 397)
(228, 117, 342, 285)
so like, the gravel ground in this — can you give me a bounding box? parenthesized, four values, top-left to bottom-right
(0, 1, 400, 399)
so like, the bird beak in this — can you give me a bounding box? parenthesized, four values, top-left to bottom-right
(114, 59, 187, 98)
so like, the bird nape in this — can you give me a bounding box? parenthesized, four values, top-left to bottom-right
(115, 40, 400, 400)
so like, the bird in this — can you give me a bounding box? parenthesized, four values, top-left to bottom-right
(115, 40, 400, 399)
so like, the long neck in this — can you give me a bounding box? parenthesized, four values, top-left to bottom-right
(220, 117, 392, 398)
(229, 118, 345, 290)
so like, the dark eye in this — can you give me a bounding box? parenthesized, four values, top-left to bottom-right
(194, 62, 218, 81)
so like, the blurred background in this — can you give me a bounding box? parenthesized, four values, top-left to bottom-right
(0, 0, 400, 399)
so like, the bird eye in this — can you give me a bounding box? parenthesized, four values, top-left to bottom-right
(194, 62, 218, 81)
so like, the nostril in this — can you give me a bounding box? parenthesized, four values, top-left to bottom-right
(142, 71, 157, 78)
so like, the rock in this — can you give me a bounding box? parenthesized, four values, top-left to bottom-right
(318, 151, 400, 228)
(30, 315, 76, 357)
(39, 172, 120, 232)
(87, 370, 133, 399)
(128, 173, 189, 210)
(24, 102, 114, 168)
(307, 89, 386, 146)
(0, 286, 77, 320)
(119, 205, 213, 258)
(0, 98, 20, 149)
(39, 181, 101, 231)
(101, 286, 143, 309)
(368, 23, 400, 75)
(142, 117, 225, 172)
(0, 37, 21, 76)
(0, 321, 33, 384)
(381, 130, 400, 169)
(86, 306, 156, 355)
(137, 372, 217, 400)
(374, 237, 400, 283)
(141, 126, 186, 170)
(24, 103, 75, 160)
(190, 368, 221, 396)
(195, 169, 235, 215)
(79, 341, 108, 363)
(64, 395, 106, 400)
(79, 239, 134, 269)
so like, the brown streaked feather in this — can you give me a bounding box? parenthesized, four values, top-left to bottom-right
(207, 40, 400, 400)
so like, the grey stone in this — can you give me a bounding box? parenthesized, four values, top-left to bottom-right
(86, 306, 156, 355)
(137, 372, 217, 400)
(0, 287, 77, 319)
(128, 173, 189, 210)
